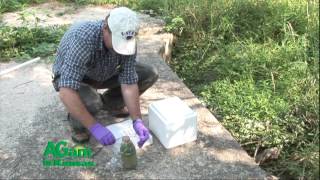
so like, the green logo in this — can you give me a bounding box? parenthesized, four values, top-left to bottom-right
(43, 140, 96, 167)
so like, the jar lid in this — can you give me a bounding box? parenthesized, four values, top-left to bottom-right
(122, 136, 130, 143)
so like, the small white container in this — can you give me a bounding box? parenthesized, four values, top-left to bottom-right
(148, 96, 197, 149)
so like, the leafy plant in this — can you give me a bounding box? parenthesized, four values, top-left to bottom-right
(167, 0, 319, 178)
(164, 16, 185, 36)
(0, 0, 46, 13)
(0, 25, 67, 61)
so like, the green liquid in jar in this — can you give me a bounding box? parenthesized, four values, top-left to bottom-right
(120, 136, 137, 170)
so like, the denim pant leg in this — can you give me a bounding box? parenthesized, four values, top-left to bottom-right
(100, 62, 159, 109)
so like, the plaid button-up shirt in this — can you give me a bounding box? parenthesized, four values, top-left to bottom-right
(52, 20, 138, 91)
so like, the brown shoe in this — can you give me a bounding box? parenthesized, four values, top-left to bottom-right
(99, 94, 130, 117)
(71, 128, 90, 144)
(67, 114, 90, 143)
(108, 106, 129, 118)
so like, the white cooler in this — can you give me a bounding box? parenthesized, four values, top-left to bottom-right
(148, 96, 197, 149)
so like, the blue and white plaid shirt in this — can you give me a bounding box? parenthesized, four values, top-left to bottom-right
(52, 20, 138, 91)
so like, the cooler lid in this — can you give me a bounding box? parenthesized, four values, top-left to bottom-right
(149, 96, 196, 126)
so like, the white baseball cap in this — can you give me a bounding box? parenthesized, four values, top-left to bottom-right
(107, 7, 139, 55)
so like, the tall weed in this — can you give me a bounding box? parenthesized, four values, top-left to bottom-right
(168, 0, 319, 178)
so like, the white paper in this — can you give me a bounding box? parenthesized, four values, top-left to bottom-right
(106, 119, 153, 152)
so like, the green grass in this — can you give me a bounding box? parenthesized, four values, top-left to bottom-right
(0, 0, 318, 178)
(165, 0, 319, 178)
(0, 0, 47, 13)
(0, 25, 67, 61)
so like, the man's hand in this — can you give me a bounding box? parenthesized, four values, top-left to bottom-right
(133, 119, 150, 148)
(89, 123, 116, 145)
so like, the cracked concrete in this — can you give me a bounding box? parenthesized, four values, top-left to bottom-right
(0, 2, 266, 179)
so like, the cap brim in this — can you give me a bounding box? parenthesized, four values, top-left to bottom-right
(112, 34, 136, 55)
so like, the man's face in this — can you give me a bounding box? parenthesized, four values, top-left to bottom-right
(103, 20, 113, 51)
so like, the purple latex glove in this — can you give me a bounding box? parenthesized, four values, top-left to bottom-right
(89, 123, 116, 146)
(133, 119, 150, 148)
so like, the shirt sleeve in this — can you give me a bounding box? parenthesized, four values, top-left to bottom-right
(58, 35, 92, 91)
(118, 53, 138, 85)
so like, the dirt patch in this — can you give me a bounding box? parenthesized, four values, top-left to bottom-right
(2, 2, 113, 27)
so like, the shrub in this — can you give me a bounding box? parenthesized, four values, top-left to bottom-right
(0, 25, 67, 61)
(164, 16, 185, 36)
(168, 0, 319, 178)
(0, 0, 46, 13)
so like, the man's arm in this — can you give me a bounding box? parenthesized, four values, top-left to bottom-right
(121, 83, 150, 148)
(118, 53, 150, 147)
(121, 83, 141, 120)
(59, 87, 96, 128)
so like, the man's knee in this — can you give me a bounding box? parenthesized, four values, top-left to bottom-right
(78, 84, 103, 114)
(136, 63, 159, 85)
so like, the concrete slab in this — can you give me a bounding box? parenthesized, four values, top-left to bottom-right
(0, 3, 266, 178)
